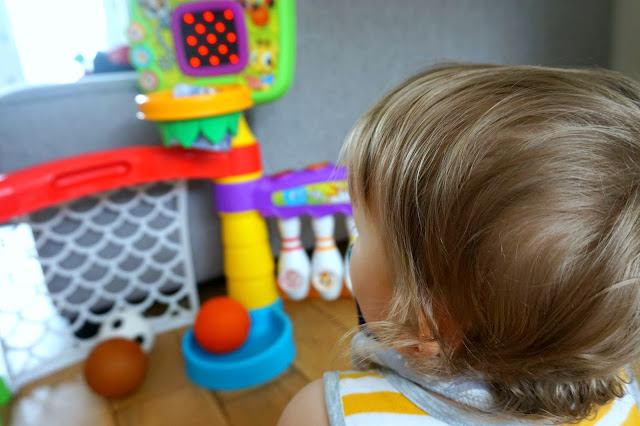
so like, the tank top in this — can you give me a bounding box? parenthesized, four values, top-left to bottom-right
(323, 332, 640, 426)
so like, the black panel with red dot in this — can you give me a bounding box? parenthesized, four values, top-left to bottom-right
(179, 8, 240, 69)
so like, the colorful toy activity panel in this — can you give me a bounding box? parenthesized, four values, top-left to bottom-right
(129, 0, 354, 392)
(129, 0, 295, 104)
(0, 0, 357, 398)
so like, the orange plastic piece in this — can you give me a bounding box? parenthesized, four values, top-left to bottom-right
(305, 161, 330, 170)
(272, 169, 293, 178)
(194, 296, 251, 354)
(0, 145, 262, 224)
(136, 85, 253, 121)
(251, 6, 269, 26)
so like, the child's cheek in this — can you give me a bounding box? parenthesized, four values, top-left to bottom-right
(348, 244, 364, 298)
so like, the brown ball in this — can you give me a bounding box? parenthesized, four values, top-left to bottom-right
(84, 338, 147, 398)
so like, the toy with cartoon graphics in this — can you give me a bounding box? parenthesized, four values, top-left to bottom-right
(128, 0, 292, 100)
(130, 0, 355, 391)
(246, 38, 277, 89)
(136, 0, 174, 71)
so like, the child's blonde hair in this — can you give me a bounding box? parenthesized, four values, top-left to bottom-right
(343, 63, 640, 422)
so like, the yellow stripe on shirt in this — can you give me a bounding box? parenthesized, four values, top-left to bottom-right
(342, 391, 428, 416)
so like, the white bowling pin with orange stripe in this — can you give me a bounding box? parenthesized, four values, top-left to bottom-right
(311, 215, 344, 300)
(277, 217, 311, 300)
(344, 215, 358, 294)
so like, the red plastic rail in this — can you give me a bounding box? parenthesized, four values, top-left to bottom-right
(0, 145, 262, 224)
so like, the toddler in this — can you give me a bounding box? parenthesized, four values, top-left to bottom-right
(279, 64, 640, 425)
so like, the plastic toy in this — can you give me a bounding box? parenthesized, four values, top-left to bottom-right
(0, 146, 254, 390)
(193, 296, 250, 353)
(182, 298, 293, 390)
(277, 217, 311, 300)
(0, 146, 260, 221)
(97, 310, 156, 354)
(84, 338, 148, 398)
(128, 0, 294, 102)
(0, 377, 10, 426)
(310, 215, 344, 300)
(0, 0, 356, 393)
(218, 163, 353, 302)
(127, 0, 356, 392)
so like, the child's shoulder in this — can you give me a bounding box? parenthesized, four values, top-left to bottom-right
(278, 378, 330, 426)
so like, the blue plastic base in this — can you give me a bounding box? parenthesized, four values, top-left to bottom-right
(181, 299, 296, 391)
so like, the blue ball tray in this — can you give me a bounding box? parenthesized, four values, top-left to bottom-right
(181, 299, 295, 391)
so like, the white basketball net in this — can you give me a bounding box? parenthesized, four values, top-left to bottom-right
(0, 180, 199, 389)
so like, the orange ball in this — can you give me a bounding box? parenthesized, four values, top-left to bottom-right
(194, 296, 251, 354)
(84, 338, 147, 398)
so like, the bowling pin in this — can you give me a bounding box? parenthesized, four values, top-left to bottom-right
(277, 217, 311, 300)
(311, 215, 344, 300)
(344, 215, 358, 294)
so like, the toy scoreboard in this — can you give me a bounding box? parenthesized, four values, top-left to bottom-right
(128, 0, 294, 104)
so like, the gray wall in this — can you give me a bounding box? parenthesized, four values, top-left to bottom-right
(611, 0, 640, 78)
(253, 0, 611, 175)
(0, 0, 612, 283)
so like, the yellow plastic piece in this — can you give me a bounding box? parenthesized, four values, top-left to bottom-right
(218, 114, 261, 182)
(231, 115, 257, 148)
(219, 211, 278, 310)
(216, 171, 263, 184)
(136, 85, 253, 121)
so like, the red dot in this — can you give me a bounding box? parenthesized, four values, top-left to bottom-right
(209, 56, 220, 66)
(218, 44, 228, 55)
(184, 13, 194, 24)
(198, 45, 209, 56)
(190, 57, 201, 67)
(206, 33, 217, 44)
(224, 9, 234, 20)
(195, 23, 206, 34)
(215, 22, 225, 33)
(186, 35, 197, 46)
(226, 32, 237, 43)
(203, 11, 214, 22)
(229, 54, 239, 64)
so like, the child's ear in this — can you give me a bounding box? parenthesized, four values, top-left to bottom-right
(432, 306, 462, 353)
(414, 308, 461, 357)
(395, 308, 461, 358)
(415, 313, 440, 357)
(395, 314, 440, 358)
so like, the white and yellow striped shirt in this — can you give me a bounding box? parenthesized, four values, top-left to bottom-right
(324, 369, 640, 426)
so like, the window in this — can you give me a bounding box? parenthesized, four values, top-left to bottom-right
(3, 0, 128, 86)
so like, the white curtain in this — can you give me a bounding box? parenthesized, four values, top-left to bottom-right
(0, 0, 129, 90)
(0, 0, 24, 90)
(103, 0, 130, 49)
